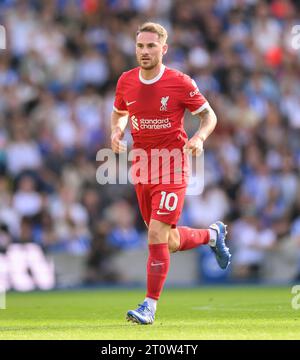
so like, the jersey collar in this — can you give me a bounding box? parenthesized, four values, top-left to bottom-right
(139, 64, 166, 85)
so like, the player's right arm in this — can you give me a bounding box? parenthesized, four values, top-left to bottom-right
(111, 110, 128, 153)
(111, 73, 129, 153)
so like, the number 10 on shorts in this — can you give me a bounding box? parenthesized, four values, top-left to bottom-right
(159, 191, 178, 211)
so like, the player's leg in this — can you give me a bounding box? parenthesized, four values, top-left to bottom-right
(168, 223, 231, 270)
(145, 219, 171, 305)
(127, 184, 171, 324)
(127, 184, 180, 325)
(127, 219, 171, 325)
(130, 185, 185, 323)
(168, 227, 210, 252)
(126, 183, 155, 324)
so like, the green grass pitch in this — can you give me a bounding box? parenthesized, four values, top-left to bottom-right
(0, 286, 299, 339)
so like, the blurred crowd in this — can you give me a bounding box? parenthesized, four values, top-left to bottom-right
(0, 0, 300, 283)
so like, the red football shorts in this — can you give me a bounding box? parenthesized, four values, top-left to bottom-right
(134, 182, 187, 228)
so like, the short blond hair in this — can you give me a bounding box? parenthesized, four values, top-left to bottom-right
(136, 22, 168, 44)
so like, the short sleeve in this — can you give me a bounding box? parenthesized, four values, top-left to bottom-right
(181, 75, 209, 115)
(113, 73, 128, 114)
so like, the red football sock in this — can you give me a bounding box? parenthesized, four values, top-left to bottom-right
(146, 243, 170, 301)
(177, 227, 209, 251)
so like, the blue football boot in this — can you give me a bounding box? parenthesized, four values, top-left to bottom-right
(126, 301, 155, 325)
(209, 221, 231, 270)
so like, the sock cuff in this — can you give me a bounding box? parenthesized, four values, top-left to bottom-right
(148, 243, 169, 259)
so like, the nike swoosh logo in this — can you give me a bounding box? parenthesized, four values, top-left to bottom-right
(151, 262, 164, 267)
(126, 101, 136, 106)
(157, 210, 170, 215)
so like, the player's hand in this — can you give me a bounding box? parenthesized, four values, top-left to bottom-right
(183, 135, 204, 156)
(111, 128, 126, 153)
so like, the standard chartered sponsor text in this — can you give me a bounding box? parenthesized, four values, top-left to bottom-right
(140, 118, 171, 130)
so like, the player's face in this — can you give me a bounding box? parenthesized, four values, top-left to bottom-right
(136, 32, 167, 70)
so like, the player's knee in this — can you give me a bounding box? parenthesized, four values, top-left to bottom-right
(148, 228, 161, 244)
(148, 220, 171, 244)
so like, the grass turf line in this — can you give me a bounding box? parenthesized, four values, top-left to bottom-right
(0, 286, 299, 339)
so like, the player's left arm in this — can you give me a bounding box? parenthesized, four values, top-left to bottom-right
(184, 104, 217, 156)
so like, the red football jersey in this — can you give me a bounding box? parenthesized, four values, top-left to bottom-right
(113, 65, 209, 184)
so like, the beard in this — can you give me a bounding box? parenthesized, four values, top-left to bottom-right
(137, 56, 159, 70)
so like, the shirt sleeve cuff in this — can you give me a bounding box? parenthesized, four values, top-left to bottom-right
(113, 106, 128, 114)
(191, 102, 210, 115)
